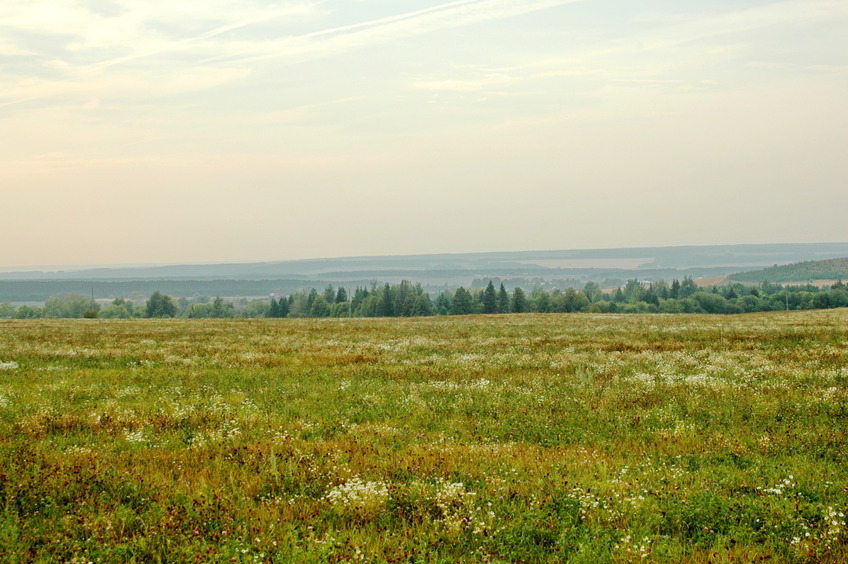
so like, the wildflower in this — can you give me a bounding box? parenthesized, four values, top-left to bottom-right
(325, 477, 389, 520)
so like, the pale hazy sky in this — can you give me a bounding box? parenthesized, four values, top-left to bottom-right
(2, 0, 847, 267)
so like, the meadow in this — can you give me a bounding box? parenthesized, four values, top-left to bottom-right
(0, 311, 846, 563)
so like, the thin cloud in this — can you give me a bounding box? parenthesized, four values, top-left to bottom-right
(87, 3, 322, 71)
(0, 0, 579, 107)
(499, 0, 848, 88)
(632, 0, 848, 52)
(213, 0, 583, 65)
(400, 0, 848, 132)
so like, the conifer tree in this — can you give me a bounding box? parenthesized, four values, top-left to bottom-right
(435, 292, 452, 315)
(452, 287, 473, 315)
(680, 276, 698, 298)
(497, 283, 509, 313)
(336, 287, 348, 303)
(511, 287, 528, 313)
(411, 294, 433, 316)
(324, 285, 336, 304)
(210, 296, 225, 318)
(378, 283, 394, 317)
(670, 279, 681, 299)
(351, 287, 368, 311)
(482, 280, 497, 314)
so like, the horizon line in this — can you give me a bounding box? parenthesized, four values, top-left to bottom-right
(2, 240, 846, 274)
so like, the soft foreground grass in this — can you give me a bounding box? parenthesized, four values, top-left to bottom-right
(0, 311, 846, 562)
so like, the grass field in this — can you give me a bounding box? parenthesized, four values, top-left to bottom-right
(0, 311, 847, 562)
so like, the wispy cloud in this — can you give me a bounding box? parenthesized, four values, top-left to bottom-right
(0, 0, 578, 107)
(442, 0, 848, 93)
(391, 0, 848, 133)
(208, 0, 583, 65)
(631, 0, 848, 51)
(1, 0, 579, 69)
(84, 3, 324, 71)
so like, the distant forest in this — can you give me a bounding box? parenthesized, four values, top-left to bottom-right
(2, 278, 847, 319)
(731, 257, 848, 283)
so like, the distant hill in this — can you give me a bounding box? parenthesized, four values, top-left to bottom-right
(3, 243, 848, 302)
(730, 257, 848, 284)
(4, 243, 848, 281)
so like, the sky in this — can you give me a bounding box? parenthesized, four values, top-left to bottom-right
(2, 0, 847, 268)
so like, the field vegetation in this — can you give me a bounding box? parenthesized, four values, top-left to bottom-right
(0, 311, 846, 562)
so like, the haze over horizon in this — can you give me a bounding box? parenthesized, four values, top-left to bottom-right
(3, 0, 847, 268)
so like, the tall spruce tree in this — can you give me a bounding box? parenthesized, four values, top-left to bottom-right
(482, 280, 497, 314)
(497, 283, 509, 313)
(378, 283, 394, 317)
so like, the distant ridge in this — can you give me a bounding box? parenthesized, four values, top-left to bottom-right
(730, 257, 848, 284)
(3, 242, 848, 281)
(3, 243, 848, 303)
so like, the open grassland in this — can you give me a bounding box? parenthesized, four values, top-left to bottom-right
(0, 311, 847, 563)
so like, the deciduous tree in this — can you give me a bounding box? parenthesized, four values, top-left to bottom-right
(146, 291, 177, 318)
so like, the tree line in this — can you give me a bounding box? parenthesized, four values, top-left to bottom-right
(2, 278, 847, 319)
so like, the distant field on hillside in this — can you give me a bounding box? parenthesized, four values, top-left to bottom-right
(1, 313, 847, 562)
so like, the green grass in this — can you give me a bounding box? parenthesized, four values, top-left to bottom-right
(0, 311, 846, 562)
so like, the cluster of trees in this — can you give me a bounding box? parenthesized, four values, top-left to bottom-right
(269, 278, 848, 317)
(2, 279, 847, 320)
(582, 278, 848, 314)
(1, 293, 102, 319)
(0, 292, 253, 319)
(273, 282, 435, 318)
